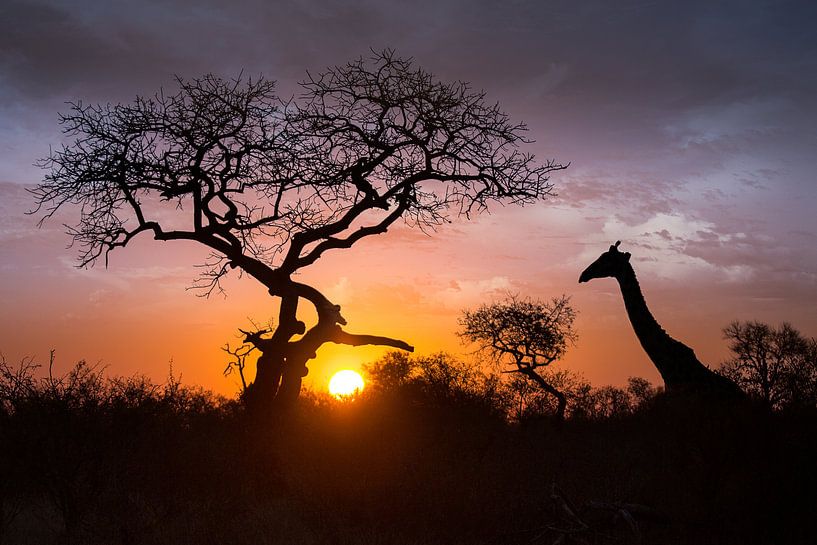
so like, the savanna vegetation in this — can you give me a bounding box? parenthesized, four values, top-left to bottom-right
(2, 320, 816, 545)
(17, 50, 817, 545)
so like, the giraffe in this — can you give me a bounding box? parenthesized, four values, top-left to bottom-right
(579, 241, 744, 399)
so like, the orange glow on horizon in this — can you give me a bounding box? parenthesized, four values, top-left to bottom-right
(2, 190, 812, 398)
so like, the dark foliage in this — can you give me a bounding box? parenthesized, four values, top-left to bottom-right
(1, 353, 816, 544)
(720, 320, 817, 411)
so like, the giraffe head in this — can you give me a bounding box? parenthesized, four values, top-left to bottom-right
(578, 241, 631, 283)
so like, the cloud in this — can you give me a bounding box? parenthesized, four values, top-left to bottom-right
(663, 97, 791, 155)
(438, 276, 514, 310)
(47, 251, 192, 297)
(587, 212, 754, 281)
(324, 276, 352, 304)
(556, 172, 684, 220)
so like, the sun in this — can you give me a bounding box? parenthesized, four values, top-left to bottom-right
(329, 370, 365, 398)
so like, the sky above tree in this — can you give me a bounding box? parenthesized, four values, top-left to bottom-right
(1, 0, 815, 393)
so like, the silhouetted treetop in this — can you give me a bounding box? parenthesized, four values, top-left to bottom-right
(460, 295, 577, 368)
(720, 320, 817, 410)
(33, 51, 564, 288)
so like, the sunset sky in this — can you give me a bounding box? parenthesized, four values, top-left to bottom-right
(1, 0, 816, 395)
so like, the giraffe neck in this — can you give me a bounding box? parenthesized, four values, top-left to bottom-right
(614, 263, 702, 386)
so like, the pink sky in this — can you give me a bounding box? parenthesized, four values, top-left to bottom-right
(2, 178, 815, 396)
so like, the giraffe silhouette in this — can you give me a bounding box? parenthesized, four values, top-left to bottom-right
(579, 241, 744, 399)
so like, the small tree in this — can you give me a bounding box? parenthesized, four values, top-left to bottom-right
(459, 295, 576, 420)
(720, 321, 817, 410)
(363, 351, 419, 394)
(363, 351, 508, 417)
(31, 51, 565, 414)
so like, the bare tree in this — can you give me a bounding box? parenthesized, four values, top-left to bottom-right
(720, 320, 817, 410)
(459, 294, 576, 420)
(31, 51, 565, 414)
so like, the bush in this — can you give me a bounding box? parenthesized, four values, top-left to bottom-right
(1, 352, 815, 544)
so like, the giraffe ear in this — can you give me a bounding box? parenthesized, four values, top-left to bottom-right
(623, 252, 631, 261)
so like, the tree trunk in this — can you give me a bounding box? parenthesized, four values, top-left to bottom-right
(243, 350, 283, 414)
(520, 367, 567, 421)
(242, 281, 413, 417)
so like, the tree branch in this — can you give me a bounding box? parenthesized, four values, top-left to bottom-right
(331, 329, 414, 352)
